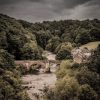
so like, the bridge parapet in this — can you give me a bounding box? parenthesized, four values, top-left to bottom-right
(15, 60, 61, 69)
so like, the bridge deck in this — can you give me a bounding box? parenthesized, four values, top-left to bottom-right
(15, 60, 61, 64)
(15, 60, 61, 69)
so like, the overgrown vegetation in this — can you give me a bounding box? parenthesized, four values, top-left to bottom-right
(0, 14, 43, 60)
(0, 13, 100, 100)
(0, 49, 31, 100)
(19, 18, 100, 60)
(1, 14, 100, 60)
(44, 45, 100, 100)
(17, 64, 41, 75)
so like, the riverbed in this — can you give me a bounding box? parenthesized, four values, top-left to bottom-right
(21, 51, 57, 100)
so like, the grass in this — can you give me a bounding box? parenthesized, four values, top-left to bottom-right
(80, 41, 100, 50)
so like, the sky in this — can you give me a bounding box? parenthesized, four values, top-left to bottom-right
(0, 0, 100, 22)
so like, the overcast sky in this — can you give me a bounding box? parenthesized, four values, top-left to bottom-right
(0, 0, 100, 22)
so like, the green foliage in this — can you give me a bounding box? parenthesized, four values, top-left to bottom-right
(54, 76, 79, 100)
(21, 41, 42, 60)
(0, 31, 8, 49)
(16, 64, 28, 75)
(56, 60, 76, 79)
(1, 14, 100, 58)
(46, 36, 61, 52)
(45, 56, 100, 100)
(89, 28, 100, 41)
(78, 84, 98, 100)
(17, 64, 41, 75)
(35, 30, 51, 49)
(55, 42, 73, 60)
(1, 14, 100, 100)
(56, 50, 71, 60)
(0, 49, 14, 69)
(75, 29, 91, 45)
(76, 67, 100, 93)
(0, 14, 42, 60)
(88, 44, 100, 74)
(29, 64, 39, 74)
(19, 17, 100, 53)
(0, 49, 31, 100)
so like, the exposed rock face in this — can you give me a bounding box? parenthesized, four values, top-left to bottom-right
(71, 47, 92, 63)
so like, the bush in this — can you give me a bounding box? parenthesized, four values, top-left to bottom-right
(75, 29, 90, 45)
(0, 49, 31, 100)
(75, 67, 100, 93)
(21, 41, 43, 60)
(55, 42, 72, 60)
(46, 36, 61, 52)
(16, 64, 28, 75)
(78, 84, 98, 100)
(56, 60, 75, 79)
(56, 49, 72, 60)
(0, 49, 14, 69)
(29, 64, 39, 74)
(54, 76, 79, 100)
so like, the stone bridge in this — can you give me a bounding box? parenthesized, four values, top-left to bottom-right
(15, 60, 61, 70)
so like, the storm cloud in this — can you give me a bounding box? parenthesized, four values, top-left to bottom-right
(0, 0, 100, 22)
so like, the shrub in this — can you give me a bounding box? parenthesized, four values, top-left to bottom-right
(16, 64, 28, 75)
(56, 49, 72, 60)
(29, 64, 39, 74)
(75, 67, 100, 93)
(0, 49, 15, 69)
(54, 76, 79, 100)
(78, 84, 98, 100)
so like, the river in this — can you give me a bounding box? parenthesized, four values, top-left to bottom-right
(22, 51, 57, 100)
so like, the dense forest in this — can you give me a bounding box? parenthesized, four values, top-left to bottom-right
(0, 13, 100, 100)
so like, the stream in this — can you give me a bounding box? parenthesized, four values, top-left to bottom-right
(22, 51, 58, 100)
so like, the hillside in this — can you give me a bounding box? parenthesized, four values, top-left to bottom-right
(0, 14, 100, 100)
(0, 14, 100, 60)
(80, 41, 100, 50)
(0, 14, 43, 60)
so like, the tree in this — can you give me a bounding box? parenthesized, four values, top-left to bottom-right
(78, 84, 98, 100)
(55, 42, 72, 60)
(89, 28, 100, 41)
(56, 49, 71, 60)
(0, 49, 14, 69)
(0, 49, 31, 100)
(35, 30, 51, 49)
(21, 41, 42, 60)
(46, 36, 61, 52)
(76, 67, 100, 93)
(75, 29, 90, 45)
(88, 44, 100, 74)
(0, 31, 8, 49)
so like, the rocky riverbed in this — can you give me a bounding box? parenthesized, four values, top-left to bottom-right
(21, 51, 58, 100)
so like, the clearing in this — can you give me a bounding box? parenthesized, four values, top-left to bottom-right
(80, 41, 100, 50)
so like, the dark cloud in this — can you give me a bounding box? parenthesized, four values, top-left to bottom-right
(85, 0, 100, 6)
(0, 0, 100, 22)
(0, 0, 44, 5)
(0, 0, 17, 5)
(29, 0, 44, 2)
(63, 0, 92, 8)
